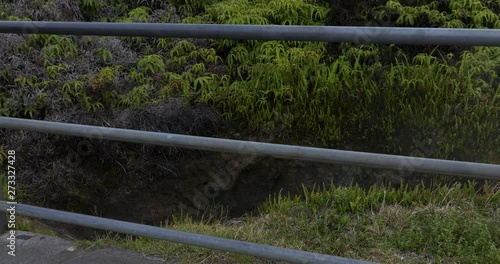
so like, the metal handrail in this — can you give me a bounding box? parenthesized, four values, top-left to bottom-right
(0, 21, 499, 46)
(1, 117, 499, 180)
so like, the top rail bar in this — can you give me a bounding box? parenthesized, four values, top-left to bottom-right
(1, 21, 500, 46)
(0, 117, 499, 180)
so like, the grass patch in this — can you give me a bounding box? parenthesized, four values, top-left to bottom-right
(14, 216, 58, 237)
(0, 213, 58, 237)
(76, 181, 500, 263)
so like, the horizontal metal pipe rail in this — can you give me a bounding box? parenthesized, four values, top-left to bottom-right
(1, 21, 500, 46)
(1, 117, 499, 180)
(0, 201, 374, 264)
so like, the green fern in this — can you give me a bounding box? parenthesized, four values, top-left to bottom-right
(89, 67, 116, 90)
(46, 63, 69, 80)
(14, 76, 34, 89)
(81, 0, 104, 17)
(95, 48, 113, 63)
(127, 7, 152, 23)
(189, 63, 206, 76)
(444, 19, 466, 28)
(473, 10, 497, 27)
(396, 13, 416, 26)
(227, 45, 250, 70)
(137, 55, 166, 75)
(225, 15, 269, 25)
(462, 0, 484, 11)
(495, 20, 500, 29)
(197, 48, 222, 64)
(156, 38, 172, 50)
(62, 79, 84, 105)
(80, 94, 103, 112)
(170, 40, 197, 58)
(118, 84, 153, 107)
(171, 0, 213, 15)
(129, 69, 145, 83)
(193, 74, 217, 92)
(386, 0, 403, 12)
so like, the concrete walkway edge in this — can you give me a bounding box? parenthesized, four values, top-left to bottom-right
(0, 231, 169, 264)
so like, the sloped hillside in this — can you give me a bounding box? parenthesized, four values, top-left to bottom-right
(0, 0, 499, 229)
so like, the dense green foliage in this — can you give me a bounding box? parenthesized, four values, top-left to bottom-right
(376, 0, 500, 28)
(175, 0, 500, 161)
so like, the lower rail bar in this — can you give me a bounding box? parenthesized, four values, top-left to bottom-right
(0, 201, 374, 264)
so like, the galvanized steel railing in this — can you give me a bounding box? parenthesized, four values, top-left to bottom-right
(0, 21, 500, 46)
(1, 21, 500, 263)
(1, 117, 499, 180)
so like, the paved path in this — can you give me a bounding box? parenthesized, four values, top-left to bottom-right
(0, 231, 170, 264)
